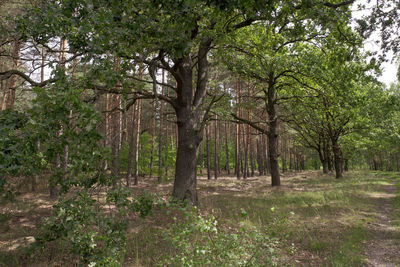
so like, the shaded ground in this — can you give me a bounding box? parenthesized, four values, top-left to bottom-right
(0, 171, 399, 266)
(364, 176, 400, 266)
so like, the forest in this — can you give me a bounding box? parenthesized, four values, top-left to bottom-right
(0, 0, 400, 266)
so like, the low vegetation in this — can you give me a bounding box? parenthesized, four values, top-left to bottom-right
(0, 171, 399, 266)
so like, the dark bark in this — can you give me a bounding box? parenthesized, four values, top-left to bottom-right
(332, 140, 343, 178)
(257, 137, 264, 176)
(171, 36, 211, 204)
(267, 72, 280, 186)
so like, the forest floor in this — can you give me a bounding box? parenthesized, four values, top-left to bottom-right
(0, 170, 399, 266)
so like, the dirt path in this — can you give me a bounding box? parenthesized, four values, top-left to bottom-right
(365, 180, 400, 266)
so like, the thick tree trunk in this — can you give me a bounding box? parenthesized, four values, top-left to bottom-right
(171, 38, 211, 205)
(172, 116, 200, 204)
(267, 72, 280, 187)
(318, 148, 328, 174)
(332, 140, 343, 178)
(6, 40, 20, 110)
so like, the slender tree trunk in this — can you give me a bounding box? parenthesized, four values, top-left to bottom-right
(103, 93, 110, 171)
(199, 133, 203, 175)
(133, 66, 143, 185)
(214, 115, 219, 179)
(164, 100, 169, 177)
(262, 134, 269, 175)
(126, 102, 136, 187)
(158, 70, 165, 182)
(206, 124, 211, 180)
(244, 114, 250, 178)
(256, 137, 262, 176)
(0, 60, 7, 110)
(235, 78, 241, 180)
(281, 135, 286, 173)
(110, 94, 121, 183)
(134, 98, 142, 185)
(225, 122, 230, 175)
(149, 99, 156, 178)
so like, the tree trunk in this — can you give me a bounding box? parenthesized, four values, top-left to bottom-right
(263, 134, 270, 175)
(267, 72, 280, 186)
(199, 134, 204, 175)
(6, 39, 20, 110)
(164, 100, 169, 177)
(111, 94, 121, 183)
(206, 124, 211, 180)
(256, 137, 263, 176)
(149, 99, 156, 177)
(225, 122, 230, 175)
(0, 60, 7, 110)
(158, 69, 165, 182)
(235, 78, 241, 180)
(133, 99, 142, 185)
(214, 115, 219, 179)
(126, 103, 136, 187)
(332, 140, 343, 178)
(170, 38, 212, 205)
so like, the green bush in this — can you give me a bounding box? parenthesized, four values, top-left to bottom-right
(160, 206, 279, 266)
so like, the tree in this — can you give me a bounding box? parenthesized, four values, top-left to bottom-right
(3, 0, 357, 203)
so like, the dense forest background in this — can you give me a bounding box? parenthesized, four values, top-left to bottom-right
(1, 0, 400, 266)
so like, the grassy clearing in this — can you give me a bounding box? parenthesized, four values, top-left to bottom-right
(0, 170, 399, 266)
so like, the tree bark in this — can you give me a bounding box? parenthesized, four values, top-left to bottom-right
(126, 102, 136, 187)
(134, 98, 142, 185)
(332, 140, 343, 178)
(149, 98, 156, 177)
(206, 124, 211, 180)
(235, 78, 241, 180)
(158, 69, 165, 182)
(225, 122, 230, 175)
(5, 39, 20, 110)
(214, 115, 219, 179)
(267, 72, 280, 186)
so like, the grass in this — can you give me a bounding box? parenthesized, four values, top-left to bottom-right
(0, 170, 399, 266)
